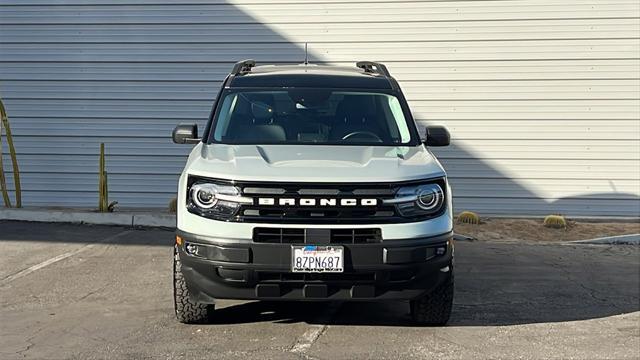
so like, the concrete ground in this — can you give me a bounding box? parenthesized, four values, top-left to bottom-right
(0, 221, 638, 360)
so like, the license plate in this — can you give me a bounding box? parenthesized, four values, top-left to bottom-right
(291, 245, 344, 273)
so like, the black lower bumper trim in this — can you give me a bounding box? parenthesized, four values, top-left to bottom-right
(177, 230, 453, 302)
(256, 284, 281, 298)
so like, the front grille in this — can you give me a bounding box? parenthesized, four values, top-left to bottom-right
(242, 208, 395, 222)
(330, 228, 382, 244)
(188, 177, 447, 224)
(253, 228, 305, 244)
(253, 228, 382, 244)
(237, 181, 402, 224)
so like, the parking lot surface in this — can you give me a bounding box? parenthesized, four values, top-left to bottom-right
(0, 221, 638, 360)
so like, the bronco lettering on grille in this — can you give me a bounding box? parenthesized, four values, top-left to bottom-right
(257, 198, 378, 207)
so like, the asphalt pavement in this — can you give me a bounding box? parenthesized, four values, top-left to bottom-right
(0, 221, 638, 360)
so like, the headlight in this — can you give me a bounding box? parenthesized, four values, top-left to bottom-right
(187, 180, 252, 220)
(191, 183, 219, 209)
(384, 181, 445, 218)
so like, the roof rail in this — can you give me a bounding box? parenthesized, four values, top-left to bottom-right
(231, 59, 256, 75)
(356, 61, 390, 77)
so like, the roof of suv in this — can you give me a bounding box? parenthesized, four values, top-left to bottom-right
(227, 62, 395, 90)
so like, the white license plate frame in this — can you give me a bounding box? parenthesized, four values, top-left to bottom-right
(291, 245, 344, 273)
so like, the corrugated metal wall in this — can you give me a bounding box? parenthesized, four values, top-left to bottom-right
(1, 0, 639, 216)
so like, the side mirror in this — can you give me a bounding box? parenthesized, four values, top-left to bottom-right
(172, 124, 200, 144)
(424, 125, 450, 147)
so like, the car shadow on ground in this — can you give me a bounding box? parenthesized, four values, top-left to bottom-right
(209, 292, 639, 328)
(207, 242, 640, 327)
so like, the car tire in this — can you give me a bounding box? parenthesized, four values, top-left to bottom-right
(173, 246, 214, 324)
(410, 267, 454, 326)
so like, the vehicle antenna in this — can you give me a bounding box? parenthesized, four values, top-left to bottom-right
(304, 42, 308, 65)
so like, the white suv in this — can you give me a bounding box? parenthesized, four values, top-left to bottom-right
(172, 60, 454, 325)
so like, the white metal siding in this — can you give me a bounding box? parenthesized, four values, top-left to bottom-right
(1, 0, 639, 216)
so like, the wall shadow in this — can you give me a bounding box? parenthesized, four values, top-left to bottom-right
(0, 220, 173, 246)
(0, 1, 637, 215)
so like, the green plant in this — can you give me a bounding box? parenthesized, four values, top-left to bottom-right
(0, 132, 9, 207)
(0, 99, 21, 208)
(457, 211, 480, 225)
(0, 135, 9, 207)
(543, 214, 567, 229)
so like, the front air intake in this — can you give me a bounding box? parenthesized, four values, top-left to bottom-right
(253, 228, 382, 244)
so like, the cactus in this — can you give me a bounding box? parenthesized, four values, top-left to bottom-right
(457, 211, 480, 225)
(98, 143, 108, 212)
(543, 214, 567, 229)
(0, 127, 9, 207)
(0, 99, 21, 208)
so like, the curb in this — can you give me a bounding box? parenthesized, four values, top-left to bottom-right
(566, 234, 640, 245)
(0, 208, 176, 228)
(453, 233, 476, 242)
(484, 214, 640, 223)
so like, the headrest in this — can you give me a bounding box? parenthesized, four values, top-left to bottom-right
(336, 95, 377, 123)
(251, 102, 274, 122)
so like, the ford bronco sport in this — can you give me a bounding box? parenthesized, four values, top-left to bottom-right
(172, 60, 454, 325)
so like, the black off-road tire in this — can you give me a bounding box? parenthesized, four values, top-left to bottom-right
(410, 269, 454, 326)
(173, 246, 214, 324)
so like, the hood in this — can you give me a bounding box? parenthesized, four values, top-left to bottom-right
(185, 144, 446, 183)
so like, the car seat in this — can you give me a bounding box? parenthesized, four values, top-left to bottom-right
(329, 95, 383, 141)
(233, 94, 286, 143)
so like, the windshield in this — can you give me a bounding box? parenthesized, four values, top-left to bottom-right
(210, 89, 416, 145)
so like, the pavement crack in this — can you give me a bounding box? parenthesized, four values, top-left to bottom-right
(15, 339, 33, 359)
(546, 256, 625, 312)
(14, 324, 47, 359)
(432, 333, 471, 351)
(76, 282, 111, 302)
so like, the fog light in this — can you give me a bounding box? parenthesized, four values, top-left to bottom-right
(436, 247, 446, 256)
(185, 243, 200, 256)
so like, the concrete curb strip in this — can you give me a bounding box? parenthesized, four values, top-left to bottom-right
(132, 213, 176, 227)
(567, 233, 640, 245)
(453, 233, 477, 242)
(0, 208, 176, 228)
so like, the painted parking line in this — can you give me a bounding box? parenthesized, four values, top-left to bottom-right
(0, 230, 132, 286)
(290, 302, 341, 355)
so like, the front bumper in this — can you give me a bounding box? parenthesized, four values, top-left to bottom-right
(177, 230, 453, 302)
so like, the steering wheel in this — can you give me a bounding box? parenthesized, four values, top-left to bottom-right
(341, 131, 383, 142)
